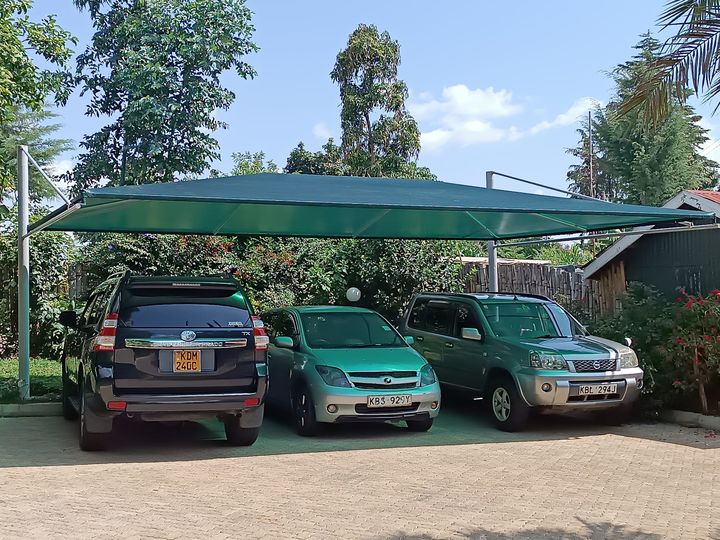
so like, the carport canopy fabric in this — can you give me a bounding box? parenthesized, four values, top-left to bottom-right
(30, 173, 714, 240)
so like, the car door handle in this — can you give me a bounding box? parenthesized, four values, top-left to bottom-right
(444, 342, 454, 349)
(416, 335, 424, 342)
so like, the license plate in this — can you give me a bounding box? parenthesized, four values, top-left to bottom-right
(578, 383, 618, 395)
(367, 394, 413, 408)
(173, 350, 201, 372)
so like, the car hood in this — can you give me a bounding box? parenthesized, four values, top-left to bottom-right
(500, 335, 629, 360)
(308, 346, 428, 372)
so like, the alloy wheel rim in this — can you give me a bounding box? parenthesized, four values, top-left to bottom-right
(492, 387, 511, 421)
(295, 393, 307, 427)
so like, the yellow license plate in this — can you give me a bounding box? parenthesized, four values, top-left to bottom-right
(173, 350, 201, 372)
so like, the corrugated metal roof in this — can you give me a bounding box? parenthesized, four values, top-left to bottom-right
(689, 190, 720, 204)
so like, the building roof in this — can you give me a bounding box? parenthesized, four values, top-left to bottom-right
(584, 190, 720, 279)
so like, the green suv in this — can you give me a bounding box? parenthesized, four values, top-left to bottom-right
(399, 293, 643, 431)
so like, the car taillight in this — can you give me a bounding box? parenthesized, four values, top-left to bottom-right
(251, 316, 269, 351)
(93, 312, 118, 352)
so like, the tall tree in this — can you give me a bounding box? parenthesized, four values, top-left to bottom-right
(329, 24, 432, 179)
(0, 1, 75, 122)
(0, 106, 73, 201)
(71, 0, 257, 191)
(230, 151, 278, 176)
(573, 35, 718, 206)
(621, 0, 720, 121)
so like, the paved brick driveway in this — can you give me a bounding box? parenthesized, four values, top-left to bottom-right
(1, 401, 718, 539)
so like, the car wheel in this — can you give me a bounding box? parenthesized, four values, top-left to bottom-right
(61, 359, 78, 421)
(79, 379, 108, 451)
(488, 376, 530, 432)
(292, 385, 319, 437)
(224, 417, 260, 446)
(406, 418, 434, 432)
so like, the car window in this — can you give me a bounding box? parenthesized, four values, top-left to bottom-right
(300, 311, 405, 349)
(408, 298, 428, 330)
(454, 303, 482, 337)
(547, 303, 585, 337)
(84, 289, 110, 327)
(425, 304, 454, 336)
(480, 302, 561, 339)
(267, 312, 297, 339)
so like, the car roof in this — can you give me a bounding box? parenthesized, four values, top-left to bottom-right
(417, 292, 550, 304)
(278, 305, 376, 314)
(125, 275, 238, 286)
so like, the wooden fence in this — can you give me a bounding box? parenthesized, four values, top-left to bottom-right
(460, 260, 605, 320)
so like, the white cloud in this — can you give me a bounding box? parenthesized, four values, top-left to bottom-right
(410, 85, 601, 152)
(312, 122, 333, 140)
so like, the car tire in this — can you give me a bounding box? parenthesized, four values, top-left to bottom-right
(224, 417, 260, 446)
(61, 359, 78, 421)
(292, 384, 320, 437)
(79, 379, 108, 451)
(406, 418, 434, 432)
(487, 376, 530, 432)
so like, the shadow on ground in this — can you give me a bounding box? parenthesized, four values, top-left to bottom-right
(386, 519, 668, 539)
(0, 390, 717, 468)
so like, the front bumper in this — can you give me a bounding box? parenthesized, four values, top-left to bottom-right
(515, 367, 643, 411)
(310, 384, 441, 424)
(85, 372, 268, 433)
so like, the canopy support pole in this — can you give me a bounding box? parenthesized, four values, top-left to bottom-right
(485, 171, 499, 292)
(17, 146, 30, 401)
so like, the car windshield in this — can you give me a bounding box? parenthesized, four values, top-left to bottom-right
(300, 312, 405, 349)
(480, 301, 575, 339)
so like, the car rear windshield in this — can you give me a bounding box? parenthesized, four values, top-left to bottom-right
(480, 301, 567, 339)
(300, 312, 405, 349)
(119, 284, 251, 328)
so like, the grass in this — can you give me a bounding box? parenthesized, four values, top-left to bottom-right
(0, 358, 62, 403)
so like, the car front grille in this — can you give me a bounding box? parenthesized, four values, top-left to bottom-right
(567, 393, 622, 402)
(352, 381, 417, 390)
(354, 403, 419, 414)
(572, 359, 617, 372)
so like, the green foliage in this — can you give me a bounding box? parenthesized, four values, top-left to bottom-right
(0, 210, 74, 358)
(571, 34, 719, 206)
(285, 139, 348, 176)
(0, 106, 73, 200)
(498, 242, 595, 266)
(565, 115, 620, 201)
(0, 0, 76, 122)
(0, 357, 61, 403)
(71, 0, 257, 191)
(230, 151, 278, 176)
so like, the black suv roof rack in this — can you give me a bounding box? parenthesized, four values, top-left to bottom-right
(418, 291, 552, 302)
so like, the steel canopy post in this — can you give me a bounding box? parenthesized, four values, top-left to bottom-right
(17, 145, 30, 401)
(485, 171, 499, 292)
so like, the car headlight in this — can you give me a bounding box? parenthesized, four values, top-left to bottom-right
(529, 351, 568, 370)
(419, 364, 437, 386)
(620, 350, 639, 368)
(315, 365, 352, 387)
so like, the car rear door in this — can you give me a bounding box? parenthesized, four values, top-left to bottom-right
(405, 297, 455, 382)
(112, 281, 259, 395)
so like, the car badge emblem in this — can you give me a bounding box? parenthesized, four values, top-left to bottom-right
(181, 330, 196, 342)
(593, 360, 601, 369)
(384, 377, 392, 384)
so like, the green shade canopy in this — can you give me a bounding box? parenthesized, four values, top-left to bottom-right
(30, 173, 713, 239)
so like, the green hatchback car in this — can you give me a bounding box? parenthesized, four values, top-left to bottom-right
(399, 292, 644, 431)
(262, 306, 441, 436)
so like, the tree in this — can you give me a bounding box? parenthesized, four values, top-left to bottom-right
(0, 1, 75, 122)
(285, 140, 346, 176)
(570, 35, 718, 206)
(0, 106, 73, 201)
(230, 151, 278, 176)
(329, 24, 432, 179)
(621, 0, 720, 121)
(70, 0, 257, 191)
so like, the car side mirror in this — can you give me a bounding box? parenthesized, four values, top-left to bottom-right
(404, 335, 414, 345)
(461, 327, 483, 341)
(275, 336, 295, 349)
(59, 310, 77, 328)
(624, 337, 632, 347)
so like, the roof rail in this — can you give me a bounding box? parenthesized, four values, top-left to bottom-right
(475, 291, 553, 301)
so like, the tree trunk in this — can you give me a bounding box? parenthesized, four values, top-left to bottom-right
(693, 348, 709, 415)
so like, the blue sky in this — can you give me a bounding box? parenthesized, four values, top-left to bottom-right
(31, 0, 720, 195)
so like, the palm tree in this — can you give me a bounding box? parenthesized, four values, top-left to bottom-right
(621, 0, 720, 121)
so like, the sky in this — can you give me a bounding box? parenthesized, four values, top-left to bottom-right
(29, 0, 720, 197)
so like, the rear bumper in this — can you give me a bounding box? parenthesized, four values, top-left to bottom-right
(85, 373, 268, 432)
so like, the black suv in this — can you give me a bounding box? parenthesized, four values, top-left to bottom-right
(59, 273, 269, 450)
